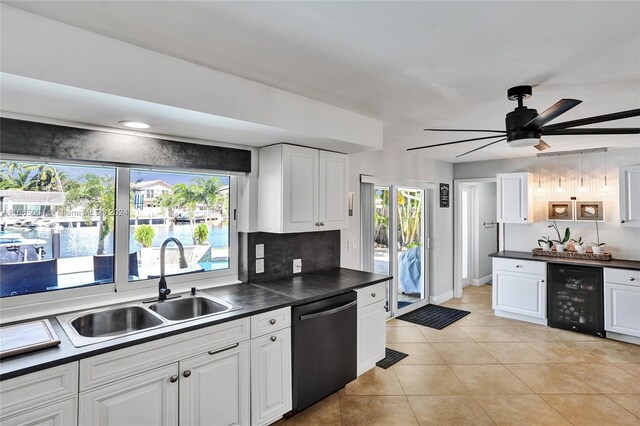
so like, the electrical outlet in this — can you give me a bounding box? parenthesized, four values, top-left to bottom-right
(293, 258, 302, 274)
(255, 244, 264, 259)
(347, 238, 357, 250)
(256, 259, 264, 274)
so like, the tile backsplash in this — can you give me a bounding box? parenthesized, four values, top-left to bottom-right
(238, 231, 340, 283)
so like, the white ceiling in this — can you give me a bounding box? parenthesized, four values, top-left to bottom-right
(3, 1, 640, 162)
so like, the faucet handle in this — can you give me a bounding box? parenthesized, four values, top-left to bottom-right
(191, 287, 197, 296)
(160, 288, 172, 296)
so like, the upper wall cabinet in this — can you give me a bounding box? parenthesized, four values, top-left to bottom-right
(259, 144, 349, 233)
(620, 165, 640, 227)
(497, 172, 535, 224)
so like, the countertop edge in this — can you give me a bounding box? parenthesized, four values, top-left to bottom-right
(489, 250, 640, 271)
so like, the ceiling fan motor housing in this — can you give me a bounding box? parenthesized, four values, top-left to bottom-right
(506, 107, 541, 146)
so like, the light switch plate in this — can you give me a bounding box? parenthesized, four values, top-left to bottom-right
(293, 258, 302, 274)
(256, 259, 264, 274)
(255, 244, 264, 259)
(347, 239, 357, 250)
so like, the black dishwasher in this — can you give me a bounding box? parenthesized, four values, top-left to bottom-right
(292, 291, 357, 412)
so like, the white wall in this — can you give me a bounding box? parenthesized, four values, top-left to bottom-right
(474, 182, 496, 280)
(454, 147, 640, 260)
(341, 149, 454, 300)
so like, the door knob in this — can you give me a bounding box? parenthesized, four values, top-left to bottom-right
(319, 222, 325, 226)
(169, 375, 178, 383)
(269, 319, 276, 325)
(183, 370, 191, 378)
(270, 336, 277, 342)
(631, 277, 636, 281)
(371, 293, 376, 297)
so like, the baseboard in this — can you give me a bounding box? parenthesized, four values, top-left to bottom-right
(606, 331, 640, 346)
(472, 275, 492, 286)
(429, 290, 454, 305)
(494, 309, 548, 326)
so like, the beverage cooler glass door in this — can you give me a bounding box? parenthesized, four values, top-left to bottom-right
(547, 264, 605, 337)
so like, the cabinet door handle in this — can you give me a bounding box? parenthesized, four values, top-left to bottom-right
(631, 277, 636, 281)
(621, 220, 626, 223)
(371, 292, 376, 297)
(182, 370, 191, 378)
(515, 265, 522, 268)
(319, 222, 325, 226)
(270, 336, 277, 342)
(208, 342, 239, 356)
(540, 279, 545, 283)
(315, 222, 320, 226)
(169, 375, 178, 383)
(269, 318, 276, 325)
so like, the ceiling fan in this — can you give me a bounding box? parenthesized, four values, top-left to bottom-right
(409, 85, 640, 158)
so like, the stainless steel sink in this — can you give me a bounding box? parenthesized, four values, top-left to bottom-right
(57, 293, 237, 347)
(149, 296, 232, 321)
(71, 306, 163, 338)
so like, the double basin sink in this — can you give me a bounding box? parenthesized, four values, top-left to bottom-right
(57, 294, 236, 347)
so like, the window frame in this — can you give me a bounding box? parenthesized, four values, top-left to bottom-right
(0, 160, 239, 309)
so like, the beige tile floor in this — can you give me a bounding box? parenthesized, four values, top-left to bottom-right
(276, 285, 640, 425)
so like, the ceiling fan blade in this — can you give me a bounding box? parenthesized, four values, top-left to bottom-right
(455, 138, 507, 158)
(524, 99, 582, 129)
(542, 128, 640, 135)
(540, 108, 640, 132)
(533, 139, 550, 151)
(424, 128, 506, 133)
(408, 134, 509, 151)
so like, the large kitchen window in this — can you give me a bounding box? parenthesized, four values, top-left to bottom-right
(0, 161, 117, 297)
(0, 160, 237, 299)
(129, 169, 232, 282)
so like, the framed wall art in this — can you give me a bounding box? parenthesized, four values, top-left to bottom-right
(548, 201, 573, 221)
(575, 201, 604, 221)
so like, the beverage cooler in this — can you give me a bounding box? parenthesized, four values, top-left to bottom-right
(547, 264, 605, 337)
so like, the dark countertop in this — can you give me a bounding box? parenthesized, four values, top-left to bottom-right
(0, 268, 390, 381)
(490, 251, 640, 271)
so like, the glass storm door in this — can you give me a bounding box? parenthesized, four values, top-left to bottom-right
(394, 187, 427, 315)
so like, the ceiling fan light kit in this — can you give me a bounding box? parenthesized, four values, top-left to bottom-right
(411, 85, 640, 157)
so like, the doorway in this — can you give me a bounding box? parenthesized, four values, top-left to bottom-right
(454, 179, 498, 299)
(362, 178, 433, 317)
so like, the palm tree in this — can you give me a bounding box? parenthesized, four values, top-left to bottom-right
(156, 177, 223, 244)
(64, 173, 116, 255)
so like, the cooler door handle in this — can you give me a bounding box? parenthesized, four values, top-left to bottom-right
(299, 300, 357, 321)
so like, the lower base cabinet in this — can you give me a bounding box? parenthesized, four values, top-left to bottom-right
(2, 397, 78, 426)
(356, 283, 387, 376)
(605, 282, 640, 338)
(80, 364, 179, 426)
(250, 328, 292, 426)
(180, 342, 251, 426)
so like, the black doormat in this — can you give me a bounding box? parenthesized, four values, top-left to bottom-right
(397, 304, 470, 330)
(376, 348, 408, 369)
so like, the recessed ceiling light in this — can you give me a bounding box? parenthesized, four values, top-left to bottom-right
(119, 121, 150, 129)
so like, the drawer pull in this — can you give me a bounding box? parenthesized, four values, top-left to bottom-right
(540, 279, 545, 283)
(208, 342, 239, 356)
(516, 265, 522, 268)
(371, 292, 376, 297)
(169, 375, 178, 383)
(182, 370, 191, 378)
(270, 336, 277, 342)
(631, 277, 636, 281)
(269, 319, 277, 325)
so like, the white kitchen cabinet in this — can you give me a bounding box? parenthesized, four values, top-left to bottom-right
(619, 165, 640, 227)
(496, 172, 534, 224)
(1, 396, 78, 426)
(356, 282, 387, 376)
(492, 258, 547, 325)
(604, 268, 640, 339)
(250, 328, 292, 426)
(180, 342, 250, 426)
(258, 144, 349, 233)
(79, 364, 179, 426)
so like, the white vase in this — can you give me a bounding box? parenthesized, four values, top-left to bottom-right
(541, 243, 552, 251)
(575, 244, 586, 254)
(556, 244, 565, 252)
(591, 245, 604, 255)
